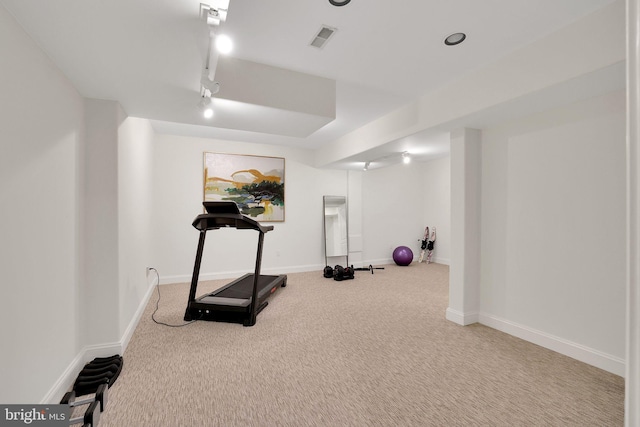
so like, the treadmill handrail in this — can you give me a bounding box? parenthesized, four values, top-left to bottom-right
(192, 212, 274, 233)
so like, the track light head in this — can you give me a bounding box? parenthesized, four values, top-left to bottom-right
(201, 74, 220, 95)
(198, 96, 214, 119)
(198, 3, 232, 120)
(200, 4, 227, 27)
(402, 152, 411, 164)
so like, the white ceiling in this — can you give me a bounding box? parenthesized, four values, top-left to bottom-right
(1, 0, 619, 166)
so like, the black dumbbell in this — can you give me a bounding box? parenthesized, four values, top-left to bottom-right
(81, 356, 122, 371)
(89, 355, 121, 364)
(60, 382, 108, 426)
(74, 377, 112, 398)
(74, 356, 123, 395)
(84, 355, 122, 367)
(77, 363, 120, 377)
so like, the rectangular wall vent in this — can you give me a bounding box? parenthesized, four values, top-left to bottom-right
(310, 25, 337, 49)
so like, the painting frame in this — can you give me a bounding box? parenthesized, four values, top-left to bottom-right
(203, 152, 285, 222)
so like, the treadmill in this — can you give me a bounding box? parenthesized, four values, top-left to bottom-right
(183, 201, 287, 326)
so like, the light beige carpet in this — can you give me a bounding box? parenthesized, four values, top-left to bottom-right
(99, 263, 624, 426)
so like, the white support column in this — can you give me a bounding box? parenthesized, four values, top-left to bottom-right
(626, 1, 640, 425)
(447, 128, 481, 325)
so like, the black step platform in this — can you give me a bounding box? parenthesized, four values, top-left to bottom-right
(184, 201, 287, 326)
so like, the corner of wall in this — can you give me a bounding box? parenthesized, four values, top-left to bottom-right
(445, 307, 479, 326)
(42, 271, 158, 404)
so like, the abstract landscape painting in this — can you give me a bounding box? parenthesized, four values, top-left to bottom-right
(203, 152, 285, 221)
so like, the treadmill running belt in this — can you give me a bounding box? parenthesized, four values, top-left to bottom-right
(214, 275, 278, 299)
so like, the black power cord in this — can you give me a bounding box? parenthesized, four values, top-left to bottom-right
(149, 268, 197, 328)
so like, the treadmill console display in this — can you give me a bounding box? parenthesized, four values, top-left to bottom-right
(203, 201, 241, 215)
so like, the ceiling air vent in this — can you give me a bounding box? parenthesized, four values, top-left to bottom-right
(310, 25, 337, 49)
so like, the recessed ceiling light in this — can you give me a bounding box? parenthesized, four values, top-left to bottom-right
(444, 32, 466, 46)
(329, 0, 351, 6)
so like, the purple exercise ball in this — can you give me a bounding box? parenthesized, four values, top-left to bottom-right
(393, 246, 413, 266)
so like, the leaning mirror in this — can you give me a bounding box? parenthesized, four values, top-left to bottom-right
(323, 195, 348, 266)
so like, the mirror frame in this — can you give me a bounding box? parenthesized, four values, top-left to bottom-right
(323, 195, 349, 266)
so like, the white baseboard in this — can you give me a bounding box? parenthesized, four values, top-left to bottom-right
(41, 341, 122, 404)
(159, 264, 326, 285)
(40, 352, 85, 404)
(263, 264, 324, 275)
(364, 258, 393, 267)
(42, 275, 159, 404)
(363, 258, 449, 267)
(445, 307, 479, 325)
(121, 273, 159, 351)
(478, 312, 625, 377)
(158, 259, 451, 285)
(151, 258, 446, 286)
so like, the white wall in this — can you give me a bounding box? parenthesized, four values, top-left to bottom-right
(479, 90, 627, 373)
(0, 0, 628, 407)
(0, 5, 156, 403)
(149, 136, 452, 279)
(117, 115, 155, 338)
(82, 99, 120, 346)
(151, 134, 348, 283)
(422, 156, 450, 264)
(361, 162, 426, 264)
(149, 133, 449, 282)
(83, 100, 157, 352)
(627, 0, 640, 420)
(0, 5, 84, 403)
